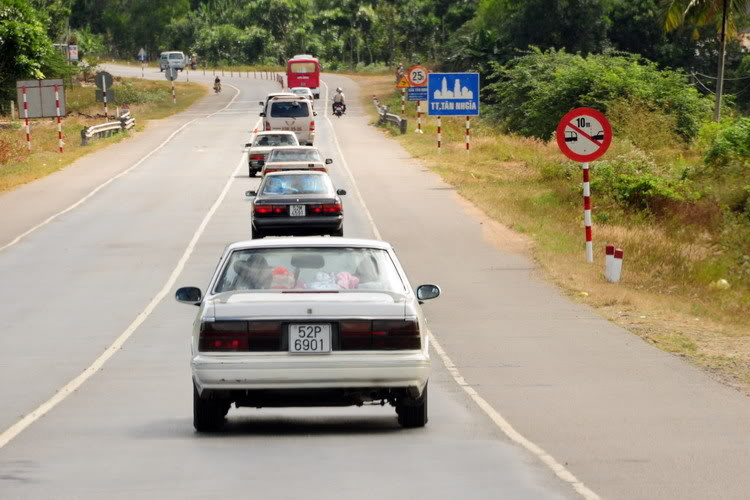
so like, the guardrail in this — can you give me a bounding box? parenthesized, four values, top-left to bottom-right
(80, 111, 136, 146)
(373, 96, 407, 134)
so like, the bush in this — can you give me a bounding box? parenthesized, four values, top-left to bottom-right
(484, 48, 712, 141)
(704, 118, 750, 168)
(114, 82, 169, 105)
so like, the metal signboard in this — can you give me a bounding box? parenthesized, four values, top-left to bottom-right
(407, 87, 428, 101)
(96, 89, 116, 102)
(555, 108, 612, 162)
(68, 45, 79, 62)
(16, 79, 66, 118)
(94, 71, 113, 90)
(165, 67, 178, 81)
(138, 48, 147, 61)
(427, 73, 479, 116)
(407, 65, 428, 87)
(396, 75, 409, 89)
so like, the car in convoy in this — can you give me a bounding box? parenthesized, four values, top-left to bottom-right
(159, 51, 187, 72)
(260, 95, 316, 146)
(290, 87, 315, 104)
(247, 171, 346, 238)
(260, 146, 332, 175)
(175, 237, 441, 431)
(286, 54, 321, 99)
(245, 131, 299, 177)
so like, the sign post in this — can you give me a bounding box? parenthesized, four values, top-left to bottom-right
(16, 79, 67, 151)
(54, 84, 64, 153)
(95, 71, 114, 118)
(22, 86, 30, 150)
(427, 72, 480, 153)
(556, 108, 612, 263)
(138, 48, 146, 78)
(406, 65, 428, 134)
(165, 67, 178, 104)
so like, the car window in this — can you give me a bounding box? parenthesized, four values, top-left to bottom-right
(214, 247, 405, 293)
(260, 174, 331, 196)
(254, 134, 298, 147)
(267, 149, 321, 162)
(270, 101, 310, 118)
(290, 62, 316, 74)
(169, 53, 183, 60)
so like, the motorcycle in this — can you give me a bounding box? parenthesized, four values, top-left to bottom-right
(332, 102, 345, 117)
(214, 82, 222, 94)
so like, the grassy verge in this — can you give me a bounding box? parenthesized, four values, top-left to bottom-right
(355, 74, 750, 392)
(0, 77, 205, 193)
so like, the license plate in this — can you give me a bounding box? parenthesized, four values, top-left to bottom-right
(289, 324, 331, 353)
(290, 205, 305, 217)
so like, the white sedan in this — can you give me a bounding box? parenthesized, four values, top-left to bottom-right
(244, 131, 299, 177)
(290, 86, 315, 104)
(175, 238, 440, 432)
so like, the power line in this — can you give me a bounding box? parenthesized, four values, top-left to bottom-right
(692, 71, 750, 81)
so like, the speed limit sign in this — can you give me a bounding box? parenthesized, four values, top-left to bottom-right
(407, 65, 428, 87)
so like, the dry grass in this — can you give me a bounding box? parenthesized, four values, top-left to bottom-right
(0, 78, 206, 193)
(354, 74, 750, 393)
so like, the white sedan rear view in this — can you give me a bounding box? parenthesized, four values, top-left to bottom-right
(175, 238, 440, 432)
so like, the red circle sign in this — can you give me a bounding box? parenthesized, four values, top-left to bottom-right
(556, 107, 612, 162)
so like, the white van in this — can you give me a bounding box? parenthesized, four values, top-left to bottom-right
(159, 51, 186, 72)
(261, 96, 316, 146)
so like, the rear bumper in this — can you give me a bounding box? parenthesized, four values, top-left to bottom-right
(192, 351, 430, 391)
(253, 215, 342, 234)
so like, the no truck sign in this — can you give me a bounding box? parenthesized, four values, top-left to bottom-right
(556, 108, 611, 162)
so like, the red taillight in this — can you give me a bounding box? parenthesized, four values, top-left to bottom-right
(199, 321, 282, 351)
(340, 320, 420, 350)
(322, 203, 341, 214)
(250, 154, 265, 161)
(309, 121, 315, 131)
(265, 122, 271, 130)
(254, 204, 287, 215)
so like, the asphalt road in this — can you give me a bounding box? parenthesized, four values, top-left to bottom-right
(1, 64, 749, 499)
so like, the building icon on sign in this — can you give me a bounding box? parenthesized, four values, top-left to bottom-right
(433, 77, 474, 100)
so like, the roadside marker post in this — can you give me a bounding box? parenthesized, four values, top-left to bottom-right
(165, 67, 178, 105)
(416, 101, 423, 133)
(611, 248, 624, 283)
(22, 87, 30, 150)
(141, 62, 144, 78)
(605, 244, 615, 281)
(102, 78, 109, 117)
(54, 84, 64, 153)
(401, 89, 405, 119)
(556, 108, 612, 263)
(172, 81, 176, 104)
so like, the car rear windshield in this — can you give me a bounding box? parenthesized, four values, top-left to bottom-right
(168, 53, 183, 59)
(253, 134, 298, 147)
(270, 101, 310, 118)
(260, 174, 332, 196)
(290, 62, 316, 74)
(214, 247, 405, 293)
(267, 149, 321, 162)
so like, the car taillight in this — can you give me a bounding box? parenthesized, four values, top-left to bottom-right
(265, 122, 271, 130)
(310, 167, 327, 172)
(340, 320, 420, 350)
(309, 121, 315, 131)
(308, 203, 341, 214)
(250, 154, 265, 161)
(199, 321, 282, 352)
(254, 204, 287, 215)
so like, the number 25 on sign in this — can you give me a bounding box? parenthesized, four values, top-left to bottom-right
(556, 107, 612, 263)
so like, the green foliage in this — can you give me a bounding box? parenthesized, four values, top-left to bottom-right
(114, 81, 170, 105)
(704, 118, 750, 167)
(193, 24, 269, 65)
(71, 26, 105, 57)
(484, 49, 712, 141)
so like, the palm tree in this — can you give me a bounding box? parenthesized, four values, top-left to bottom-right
(665, 0, 750, 121)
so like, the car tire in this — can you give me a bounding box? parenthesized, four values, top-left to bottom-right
(397, 384, 428, 428)
(249, 167, 257, 178)
(193, 383, 228, 432)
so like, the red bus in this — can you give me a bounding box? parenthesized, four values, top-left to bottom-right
(287, 55, 321, 99)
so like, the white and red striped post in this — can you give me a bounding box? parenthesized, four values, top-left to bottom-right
(186, 68, 189, 82)
(583, 162, 593, 262)
(437, 116, 442, 153)
(605, 244, 615, 281)
(415, 101, 423, 133)
(54, 84, 63, 153)
(102, 78, 109, 117)
(465, 116, 471, 152)
(21, 86, 31, 150)
(400, 89, 405, 119)
(171, 80, 176, 105)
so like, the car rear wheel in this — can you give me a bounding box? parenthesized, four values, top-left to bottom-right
(397, 384, 428, 428)
(248, 167, 257, 177)
(193, 383, 229, 432)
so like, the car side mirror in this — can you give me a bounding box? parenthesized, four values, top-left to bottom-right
(313, 111, 318, 116)
(245, 190, 256, 197)
(416, 284, 441, 302)
(175, 286, 202, 305)
(336, 189, 347, 196)
(259, 101, 264, 106)
(325, 158, 333, 165)
(245, 143, 253, 148)
(259, 112, 265, 117)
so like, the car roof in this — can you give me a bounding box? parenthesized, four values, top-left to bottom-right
(226, 237, 391, 251)
(267, 146, 319, 151)
(254, 130, 297, 136)
(264, 170, 327, 177)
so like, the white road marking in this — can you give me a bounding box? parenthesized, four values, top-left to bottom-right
(321, 80, 381, 240)
(321, 77, 599, 500)
(0, 84, 243, 253)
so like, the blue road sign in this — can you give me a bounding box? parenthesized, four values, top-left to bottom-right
(407, 87, 428, 102)
(427, 73, 480, 116)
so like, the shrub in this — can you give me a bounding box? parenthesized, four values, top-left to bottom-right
(704, 117, 750, 168)
(484, 48, 712, 141)
(114, 82, 169, 105)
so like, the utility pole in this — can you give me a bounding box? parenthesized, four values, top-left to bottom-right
(714, 0, 729, 122)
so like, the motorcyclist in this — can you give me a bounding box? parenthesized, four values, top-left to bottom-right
(332, 87, 346, 114)
(214, 76, 221, 93)
(395, 63, 405, 83)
